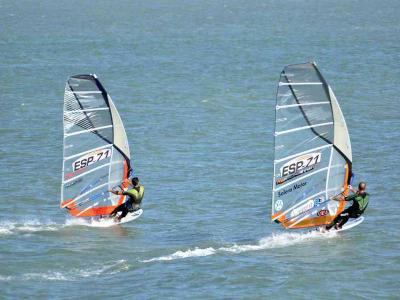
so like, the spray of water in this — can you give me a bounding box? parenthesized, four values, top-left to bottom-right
(141, 230, 338, 262)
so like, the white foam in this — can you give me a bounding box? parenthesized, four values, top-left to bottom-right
(5, 260, 128, 282)
(65, 217, 117, 228)
(142, 230, 338, 262)
(220, 230, 337, 253)
(0, 220, 59, 235)
(0, 227, 13, 235)
(65, 218, 92, 226)
(0, 215, 130, 235)
(23, 272, 71, 281)
(0, 275, 12, 281)
(142, 247, 217, 262)
(78, 259, 128, 277)
(17, 220, 58, 233)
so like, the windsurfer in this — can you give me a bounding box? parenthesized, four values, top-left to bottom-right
(325, 182, 369, 230)
(109, 177, 144, 222)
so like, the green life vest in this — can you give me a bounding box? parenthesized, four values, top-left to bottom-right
(124, 185, 144, 205)
(346, 192, 369, 212)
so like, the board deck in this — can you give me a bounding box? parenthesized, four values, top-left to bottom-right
(315, 216, 364, 233)
(116, 208, 143, 224)
(87, 209, 143, 227)
(334, 216, 364, 232)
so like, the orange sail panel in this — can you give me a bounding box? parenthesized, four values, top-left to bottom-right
(60, 75, 132, 218)
(271, 63, 352, 229)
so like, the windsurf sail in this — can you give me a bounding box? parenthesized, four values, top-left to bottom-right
(61, 74, 131, 217)
(271, 62, 352, 229)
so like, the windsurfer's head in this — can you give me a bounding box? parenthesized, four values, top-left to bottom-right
(131, 177, 140, 187)
(358, 182, 366, 192)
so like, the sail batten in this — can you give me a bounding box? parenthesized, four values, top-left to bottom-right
(277, 101, 330, 109)
(275, 122, 333, 136)
(271, 63, 352, 229)
(64, 170, 111, 190)
(61, 74, 131, 218)
(274, 144, 332, 164)
(65, 125, 113, 137)
(279, 82, 323, 86)
(64, 144, 113, 161)
(65, 107, 110, 114)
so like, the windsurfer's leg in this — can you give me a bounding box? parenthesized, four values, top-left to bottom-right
(118, 207, 129, 220)
(326, 214, 342, 230)
(337, 214, 350, 228)
(110, 204, 123, 217)
(336, 207, 360, 228)
(326, 207, 351, 230)
(326, 219, 340, 230)
(110, 209, 117, 217)
(338, 208, 360, 228)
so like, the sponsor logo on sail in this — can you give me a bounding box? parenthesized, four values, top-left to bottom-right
(290, 200, 314, 218)
(290, 196, 325, 218)
(274, 199, 284, 211)
(64, 178, 82, 188)
(317, 209, 329, 217)
(277, 181, 307, 197)
(276, 152, 321, 185)
(314, 197, 324, 206)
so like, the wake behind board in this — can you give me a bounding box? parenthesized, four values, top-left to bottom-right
(334, 216, 364, 232)
(89, 209, 143, 227)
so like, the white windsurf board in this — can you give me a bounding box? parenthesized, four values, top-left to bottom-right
(334, 216, 364, 232)
(86, 209, 143, 227)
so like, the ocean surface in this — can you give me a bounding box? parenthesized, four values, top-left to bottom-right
(0, 0, 399, 299)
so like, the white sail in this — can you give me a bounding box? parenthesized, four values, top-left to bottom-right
(61, 74, 131, 217)
(271, 63, 352, 229)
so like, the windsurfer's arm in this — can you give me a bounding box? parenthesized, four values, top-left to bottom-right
(109, 189, 122, 195)
(348, 185, 357, 194)
(332, 194, 344, 201)
(344, 194, 356, 201)
(332, 186, 357, 201)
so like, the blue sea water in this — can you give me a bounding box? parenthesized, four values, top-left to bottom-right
(0, 0, 399, 299)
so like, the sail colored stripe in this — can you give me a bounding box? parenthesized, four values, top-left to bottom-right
(61, 74, 131, 217)
(271, 62, 352, 229)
